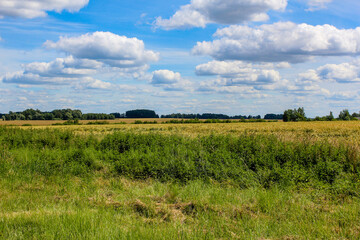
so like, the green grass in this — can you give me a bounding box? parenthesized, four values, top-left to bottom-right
(0, 126, 359, 239)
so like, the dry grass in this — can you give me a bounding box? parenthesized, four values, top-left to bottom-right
(17, 120, 359, 146)
(0, 118, 178, 126)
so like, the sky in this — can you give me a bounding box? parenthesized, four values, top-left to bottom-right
(0, 0, 359, 117)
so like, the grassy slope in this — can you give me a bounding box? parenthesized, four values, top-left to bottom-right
(0, 126, 359, 239)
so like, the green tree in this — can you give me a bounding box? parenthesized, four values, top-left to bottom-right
(326, 111, 334, 121)
(338, 109, 351, 121)
(283, 108, 307, 122)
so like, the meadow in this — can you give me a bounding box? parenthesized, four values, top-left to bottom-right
(0, 121, 359, 239)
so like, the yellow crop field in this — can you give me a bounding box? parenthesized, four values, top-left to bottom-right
(17, 120, 359, 145)
(0, 118, 176, 126)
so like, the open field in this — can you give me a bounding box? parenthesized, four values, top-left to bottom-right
(0, 119, 180, 126)
(0, 122, 360, 239)
(20, 120, 360, 148)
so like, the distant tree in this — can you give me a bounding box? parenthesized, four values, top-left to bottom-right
(338, 109, 351, 121)
(352, 112, 360, 118)
(63, 112, 73, 120)
(126, 109, 159, 118)
(264, 114, 283, 120)
(111, 112, 126, 118)
(18, 114, 26, 120)
(326, 112, 334, 121)
(72, 110, 83, 119)
(44, 113, 54, 120)
(33, 113, 45, 120)
(283, 108, 307, 122)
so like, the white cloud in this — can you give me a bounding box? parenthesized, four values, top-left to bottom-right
(317, 60, 360, 83)
(0, 0, 89, 19)
(155, 0, 287, 30)
(1, 71, 74, 85)
(1, 55, 102, 85)
(192, 22, 360, 63)
(197, 79, 268, 98)
(297, 69, 321, 83)
(23, 56, 101, 78)
(194, 60, 332, 97)
(151, 69, 194, 91)
(78, 77, 113, 90)
(44, 32, 160, 68)
(196, 60, 282, 85)
(307, 0, 332, 11)
(2, 32, 160, 88)
(152, 70, 181, 84)
(327, 91, 359, 101)
(298, 59, 360, 83)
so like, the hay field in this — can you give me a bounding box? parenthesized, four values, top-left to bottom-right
(0, 118, 178, 126)
(19, 120, 360, 146)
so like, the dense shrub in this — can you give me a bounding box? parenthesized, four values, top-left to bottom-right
(0, 127, 359, 195)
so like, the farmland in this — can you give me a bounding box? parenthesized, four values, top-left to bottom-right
(0, 121, 360, 239)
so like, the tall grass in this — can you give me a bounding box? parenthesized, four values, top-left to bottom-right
(1, 126, 360, 239)
(0, 126, 359, 194)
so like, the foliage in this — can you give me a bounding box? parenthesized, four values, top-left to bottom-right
(264, 113, 284, 120)
(0, 126, 360, 239)
(110, 112, 126, 118)
(2, 109, 115, 121)
(283, 108, 307, 122)
(0, 127, 358, 193)
(338, 109, 355, 121)
(126, 109, 159, 118)
(161, 113, 261, 119)
(314, 112, 335, 121)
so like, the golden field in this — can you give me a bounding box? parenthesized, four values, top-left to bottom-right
(5, 120, 359, 148)
(0, 118, 173, 126)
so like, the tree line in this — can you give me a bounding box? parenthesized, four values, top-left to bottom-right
(1, 108, 359, 122)
(161, 113, 262, 119)
(282, 108, 360, 122)
(1, 109, 115, 121)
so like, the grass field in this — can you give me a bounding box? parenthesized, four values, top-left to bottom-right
(0, 121, 359, 239)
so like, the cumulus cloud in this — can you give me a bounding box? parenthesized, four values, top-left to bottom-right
(307, 0, 332, 11)
(2, 32, 160, 88)
(196, 60, 281, 85)
(152, 70, 181, 84)
(194, 60, 331, 97)
(1, 55, 102, 85)
(155, 0, 287, 30)
(77, 77, 113, 90)
(151, 70, 194, 91)
(23, 56, 101, 78)
(197, 80, 266, 98)
(0, 0, 89, 19)
(192, 22, 360, 63)
(298, 59, 360, 83)
(44, 32, 160, 68)
(2, 71, 74, 85)
(317, 61, 360, 83)
(1, 70, 113, 90)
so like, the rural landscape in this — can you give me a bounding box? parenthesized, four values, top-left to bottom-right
(1, 0, 360, 239)
(1, 108, 360, 239)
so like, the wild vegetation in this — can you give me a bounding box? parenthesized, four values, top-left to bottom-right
(0, 122, 360, 239)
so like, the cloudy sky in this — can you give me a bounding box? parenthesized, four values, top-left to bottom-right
(0, 0, 359, 116)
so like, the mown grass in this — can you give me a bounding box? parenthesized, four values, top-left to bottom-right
(0, 126, 360, 239)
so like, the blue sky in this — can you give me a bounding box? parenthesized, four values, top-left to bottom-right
(0, 0, 359, 117)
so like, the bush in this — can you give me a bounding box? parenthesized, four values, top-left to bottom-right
(0, 127, 359, 195)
